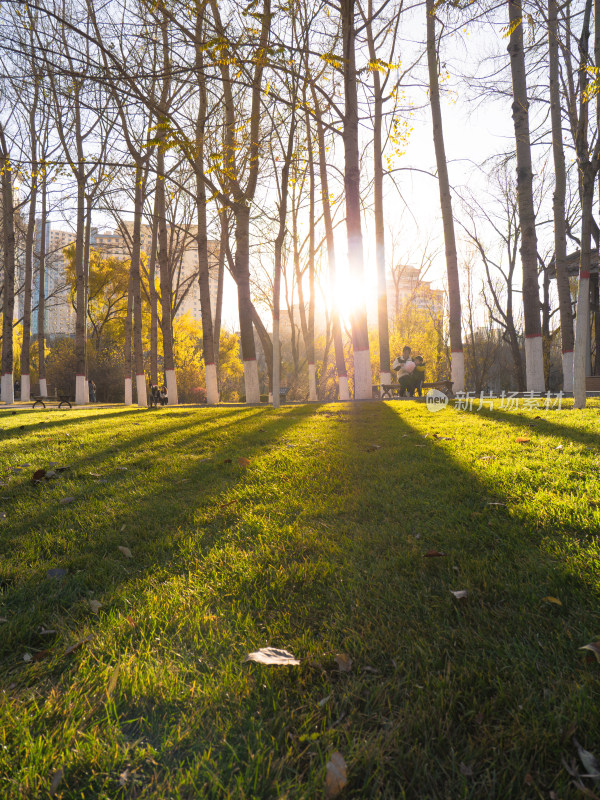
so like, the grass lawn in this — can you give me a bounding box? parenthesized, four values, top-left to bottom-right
(2, 399, 600, 799)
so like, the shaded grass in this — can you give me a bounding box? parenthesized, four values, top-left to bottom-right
(1, 400, 600, 798)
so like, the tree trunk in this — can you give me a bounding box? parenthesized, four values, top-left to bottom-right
(21, 158, 37, 403)
(156, 146, 178, 403)
(148, 193, 159, 387)
(311, 84, 349, 399)
(195, 7, 218, 404)
(234, 205, 259, 402)
(507, 0, 544, 392)
(213, 209, 226, 385)
(426, 0, 464, 391)
(272, 112, 295, 409)
(37, 179, 48, 398)
(305, 106, 317, 401)
(131, 165, 148, 407)
(341, 0, 371, 399)
(574, 167, 594, 406)
(124, 271, 133, 405)
(549, 0, 574, 391)
(0, 126, 16, 404)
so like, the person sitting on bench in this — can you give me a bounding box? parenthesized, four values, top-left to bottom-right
(410, 356, 426, 397)
(393, 345, 416, 396)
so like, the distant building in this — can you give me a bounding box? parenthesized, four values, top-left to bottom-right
(387, 266, 444, 321)
(18, 221, 220, 340)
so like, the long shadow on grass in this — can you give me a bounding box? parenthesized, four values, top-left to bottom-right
(474, 405, 600, 448)
(4, 402, 600, 798)
(0, 405, 313, 660)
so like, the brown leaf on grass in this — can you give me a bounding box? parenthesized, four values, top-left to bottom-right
(118, 546, 132, 559)
(0, 617, 7, 623)
(106, 664, 120, 697)
(459, 762, 474, 777)
(49, 768, 64, 797)
(23, 652, 32, 662)
(334, 653, 353, 672)
(219, 499, 237, 509)
(325, 752, 347, 798)
(125, 615, 136, 628)
(238, 457, 251, 467)
(433, 433, 453, 440)
(580, 642, 600, 662)
(366, 444, 382, 451)
(60, 496, 75, 505)
(244, 647, 300, 666)
(451, 590, 468, 600)
(32, 468, 46, 482)
(223, 458, 232, 464)
(423, 550, 446, 558)
(65, 634, 92, 656)
(33, 649, 52, 662)
(119, 769, 130, 787)
(515, 437, 531, 443)
(88, 600, 102, 614)
(541, 596, 562, 606)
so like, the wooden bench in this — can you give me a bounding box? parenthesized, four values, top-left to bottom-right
(32, 394, 73, 409)
(375, 380, 454, 400)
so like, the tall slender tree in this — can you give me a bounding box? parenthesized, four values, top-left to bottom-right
(426, 0, 464, 392)
(507, 0, 545, 392)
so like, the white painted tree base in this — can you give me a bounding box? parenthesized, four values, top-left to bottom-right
(165, 368, 178, 405)
(75, 376, 87, 405)
(525, 337, 546, 394)
(206, 363, 219, 404)
(20, 374, 30, 403)
(136, 374, 147, 408)
(562, 351, 574, 393)
(379, 372, 391, 397)
(308, 363, 317, 401)
(244, 360, 260, 404)
(39, 378, 48, 398)
(353, 349, 372, 400)
(451, 351, 465, 394)
(338, 376, 350, 401)
(124, 377, 132, 406)
(1, 373, 14, 405)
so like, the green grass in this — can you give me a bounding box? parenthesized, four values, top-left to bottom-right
(1, 399, 600, 798)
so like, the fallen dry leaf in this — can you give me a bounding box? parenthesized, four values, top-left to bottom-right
(515, 437, 531, 444)
(119, 769, 130, 787)
(433, 434, 453, 440)
(450, 590, 468, 600)
(459, 762, 474, 777)
(580, 641, 600, 663)
(244, 647, 300, 666)
(106, 664, 120, 697)
(366, 444, 382, 451)
(60, 496, 75, 505)
(325, 752, 347, 798)
(23, 652, 32, 662)
(574, 738, 600, 782)
(65, 635, 92, 656)
(541, 596, 562, 606)
(33, 649, 52, 662)
(554, 444, 564, 451)
(423, 550, 446, 558)
(32, 468, 46, 482)
(118, 546, 132, 559)
(88, 599, 102, 614)
(238, 457, 251, 467)
(0, 617, 7, 623)
(334, 653, 353, 672)
(49, 768, 64, 797)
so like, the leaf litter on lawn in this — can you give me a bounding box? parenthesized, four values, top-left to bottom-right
(325, 752, 347, 798)
(244, 647, 300, 666)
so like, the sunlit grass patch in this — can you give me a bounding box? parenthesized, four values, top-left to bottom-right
(1, 402, 600, 797)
